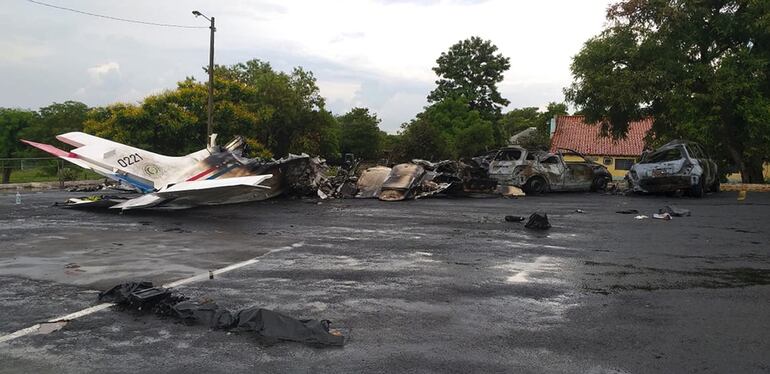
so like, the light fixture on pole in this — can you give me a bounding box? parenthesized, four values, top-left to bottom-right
(192, 10, 216, 149)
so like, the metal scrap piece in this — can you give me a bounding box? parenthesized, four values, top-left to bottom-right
(356, 166, 392, 198)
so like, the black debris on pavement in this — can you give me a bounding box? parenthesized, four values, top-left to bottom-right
(660, 205, 692, 217)
(524, 212, 551, 230)
(98, 282, 345, 347)
(615, 209, 640, 214)
(504, 215, 526, 222)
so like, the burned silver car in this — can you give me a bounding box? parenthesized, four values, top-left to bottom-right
(496, 148, 611, 194)
(378, 163, 452, 201)
(626, 140, 718, 197)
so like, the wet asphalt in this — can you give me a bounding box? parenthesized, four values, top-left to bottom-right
(0, 190, 769, 373)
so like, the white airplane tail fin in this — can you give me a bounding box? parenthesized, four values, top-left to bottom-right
(24, 132, 211, 192)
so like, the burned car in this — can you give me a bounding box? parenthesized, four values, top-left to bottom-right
(626, 140, 718, 197)
(488, 146, 539, 184)
(499, 148, 611, 194)
(378, 163, 452, 201)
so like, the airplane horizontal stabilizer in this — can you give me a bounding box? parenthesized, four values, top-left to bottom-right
(158, 175, 273, 195)
(110, 193, 167, 210)
(21, 139, 97, 171)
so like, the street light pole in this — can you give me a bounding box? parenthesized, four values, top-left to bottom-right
(193, 10, 216, 149)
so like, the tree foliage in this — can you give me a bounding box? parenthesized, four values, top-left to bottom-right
(499, 102, 568, 149)
(428, 36, 511, 121)
(85, 59, 339, 160)
(396, 117, 451, 162)
(1, 102, 92, 183)
(338, 107, 383, 160)
(20, 101, 89, 147)
(215, 60, 338, 158)
(565, 0, 770, 182)
(0, 109, 38, 182)
(397, 97, 495, 160)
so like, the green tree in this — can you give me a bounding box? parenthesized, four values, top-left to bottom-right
(380, 132, 401, 162)
(396, 119, 451, 161)
(544, 102, 568, 119)
(338, 107, 382, 160)
(428, 36, 511, 122)
(500, 102, 568, 148)
(0, 109, 38, 183)
(397, 97, 495, 160)
(565, 0, 770, 182)
(85, 59, 340, 160)
(215, 60, 338, 158)
(19, 101, 89, 149)
(85, 78, 273, 157)
(500, 107, 541, 140)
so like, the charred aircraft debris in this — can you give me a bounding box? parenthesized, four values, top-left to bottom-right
(23, 132, 326, 210)
(22, 132, 717, 210)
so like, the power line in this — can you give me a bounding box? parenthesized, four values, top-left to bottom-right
(26, 0, 208, 29)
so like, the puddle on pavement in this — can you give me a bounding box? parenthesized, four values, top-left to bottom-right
(496, 256, 568, 285)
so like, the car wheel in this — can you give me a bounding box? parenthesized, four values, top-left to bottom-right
(524, 177, 547, 194)
(591, 176, 608, 192)
(691, 178, 705, 198)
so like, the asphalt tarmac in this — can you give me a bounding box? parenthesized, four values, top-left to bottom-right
(1, 190, 769, 373)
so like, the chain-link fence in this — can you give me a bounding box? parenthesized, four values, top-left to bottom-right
(0, 157, 101, 187)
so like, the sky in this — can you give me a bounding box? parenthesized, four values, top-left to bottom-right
(3, 0, 611, 133)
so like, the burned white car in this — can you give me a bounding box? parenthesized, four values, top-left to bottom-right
(626, 140, 718, 197)
(489, 147, 611, 194)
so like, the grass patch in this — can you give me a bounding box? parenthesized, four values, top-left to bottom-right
(7, 167, 102, 183)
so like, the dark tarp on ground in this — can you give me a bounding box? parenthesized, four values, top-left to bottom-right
(235, 307, 343, 346)
(98, 282, 344, 346)
(525, 212, 551, 230)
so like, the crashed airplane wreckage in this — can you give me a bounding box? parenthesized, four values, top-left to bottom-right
(343, 158, 503, 201)
(22, 131, 524, 209)
(22, 132, 328, 210)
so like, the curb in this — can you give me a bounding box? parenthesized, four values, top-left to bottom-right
(0, 179, 104, 191)
(720, 184, 770, 193)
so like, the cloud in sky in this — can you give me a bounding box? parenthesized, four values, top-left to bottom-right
(4, 0, 610, 132)
(86, 62, 120, 85)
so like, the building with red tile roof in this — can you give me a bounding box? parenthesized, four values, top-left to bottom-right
(549, 115, 653, 179)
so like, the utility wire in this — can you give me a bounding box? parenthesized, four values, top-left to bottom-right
(26, 0, 208, 29)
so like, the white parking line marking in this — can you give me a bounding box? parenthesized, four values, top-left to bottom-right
(0, 242, 304, 344)
(163, 258, 259, 288)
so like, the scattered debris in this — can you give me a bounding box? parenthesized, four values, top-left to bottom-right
(378, 163, 452, 201)
(616, 209, 640, 214)
(653, 213, 672, 220)
(575, 209, 585, 213)
(98, 282, 344, 347)
(524, 212, 551, 230)
(498, 185, 526, 198)
(504, 215, 526, 222)
(34, 321, 68, 335)
(738, 190, 747, 201)
(659, 206, 691, 217)
(67, 184, 104, 193)
(634, 215, 649, 220)
(379, 164, 425, 201)
(355, 166, 392, 198)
